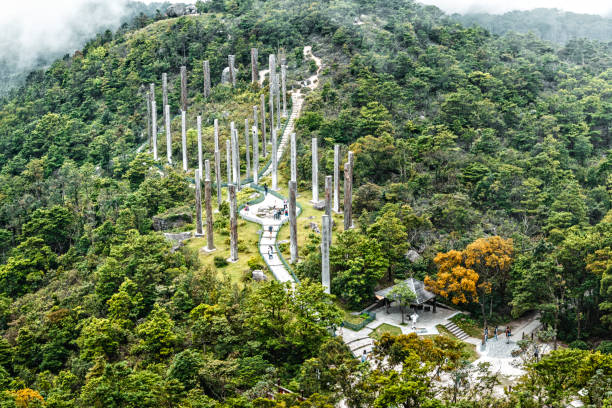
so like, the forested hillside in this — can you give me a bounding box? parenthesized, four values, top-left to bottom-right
(0, 0, 610, 406)
(452, 8, 612, 44)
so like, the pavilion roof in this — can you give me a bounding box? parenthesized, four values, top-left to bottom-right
(375, 277, 435, 305)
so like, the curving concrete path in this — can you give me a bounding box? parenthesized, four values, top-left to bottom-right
(240, 45, 321, 283)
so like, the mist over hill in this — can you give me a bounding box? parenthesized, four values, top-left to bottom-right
(0, 1, 168, 98)
(452, 8, 612, 44)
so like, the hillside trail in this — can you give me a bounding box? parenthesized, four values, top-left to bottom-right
(240, 45, 322, 283)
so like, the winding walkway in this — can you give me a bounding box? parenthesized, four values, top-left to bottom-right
(239, 46, 322, 283)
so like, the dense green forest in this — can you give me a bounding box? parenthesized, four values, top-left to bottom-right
(0, 0, 610, 406)
(452, 8, 612, 45)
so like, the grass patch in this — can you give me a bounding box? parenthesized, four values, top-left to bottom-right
(450, 313, 483, 338)
(184, 216, 264, 286)
(436, 325, 479, 363)
(369, 323, 403, 340)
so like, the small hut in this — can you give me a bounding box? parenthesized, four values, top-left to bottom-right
(375, 277, 437, 313)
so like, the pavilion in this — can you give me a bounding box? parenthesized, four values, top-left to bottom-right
(375, 277, 437, 313)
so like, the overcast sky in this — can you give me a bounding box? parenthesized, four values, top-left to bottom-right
(0, 0, 610, 75)
(417, 0, 612, 16)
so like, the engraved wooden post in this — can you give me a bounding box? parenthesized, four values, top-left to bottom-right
(162, 73, 168, 108)
(197, 116, 203, 177)
(165, 105, 172, 164)
(214, 119, 222, 208)
(180, 65, 187, 111)
(233, 127, 241, 191)
(289, 180, 298, 264)
(252, 125, 259, 184)
(244, 118, 250, 180)
(343, 151, 354, 230)
(333, 144, 340, 212)
(321, 214, 331, 294)
(146, 91, 151, 149)
(181, 110, 188, 171)
(228, 184, 238, 262)
(195, 170, 204, 237)
(311, 138, 318, 203)
(325, 175, 332, 246)
(251, 48, 258, 84)
(275, 69, 281, 129)
(203, 60, 211, 98)
(325, 175, 332, 217)
(204, 159, 215, 252)
(281, 64, 287, 118)
(151, 100, 158, 161)
(271, 128, 278, 190)
(226, 139, 231, 201)
(269, 83, 275, 135)
(290, 132, 297, 183)
(228, 55, 236, 87)
(260, 94, 267, 157)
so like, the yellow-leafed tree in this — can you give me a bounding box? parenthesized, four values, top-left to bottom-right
(425, 237, 513, 329)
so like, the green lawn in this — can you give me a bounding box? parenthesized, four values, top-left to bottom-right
(183, 216, 264, 286)
(369, 323, 403, 340)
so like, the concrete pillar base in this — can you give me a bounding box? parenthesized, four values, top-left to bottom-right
(194, 233, 205, 238)
(226, 257, 239, 263)
(201, 246, 216, 253)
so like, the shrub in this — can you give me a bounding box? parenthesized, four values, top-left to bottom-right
(596, 341, 612, 354)
(213, 256, 228, 268)
(247, 257, 264, 271)
(569, 340, 590, 350)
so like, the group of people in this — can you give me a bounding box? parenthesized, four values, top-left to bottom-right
(272, 200, 288, 219)
(483, 326, 512, 344)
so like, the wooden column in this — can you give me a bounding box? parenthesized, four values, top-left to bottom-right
(333, 144, 340, 212)
(146, 91, 151, 150)
(344, 151, 354, 230)
(289, 180, 298, 264)
(271, 128, 278, 190)
(195, 170, 203, 236)
(281, 64, 287, 117)
(226, 139, 231, 201)
(275, 69, 281, 129)
(325, 175, 332, 217)
(228, 55, 236, 87)
(165, 105, 172, 164)
(204, 159, 216, 252)
(325, 175, 332, 246)
(251, 48, 258, 84)
(233, 127, 241, 191)
(260, 94, 267, 157)
(180, 65, 187, 111)
(214, 119, 222, 208)
(228, 184, 238, 262)
(151, 100, 158, 161)
(321, 214, 331, 294)
(290, 132, 297, 183)
(311, 138, 318, 203)
(203, 60, 211, 98)
(252, 125, 259, 184)
(162, 73, 168, 108)
(197, 116, 203, 177)
(181, 110, 188, 171)
(245, 118, 250, 180)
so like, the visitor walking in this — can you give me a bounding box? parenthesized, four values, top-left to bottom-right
(494, 326, 498, 341)
(268, 245, 273, 260)
(361, 350, 367, 363)
(505, 326, 510, 344)
(264, 183, 268, 196)
(269, 225, 273, 236)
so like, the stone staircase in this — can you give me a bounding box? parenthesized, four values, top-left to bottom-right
(444, 321, 470, 341)
(346, 336, 375, 355)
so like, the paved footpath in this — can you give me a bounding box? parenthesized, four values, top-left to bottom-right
(239, 45, 320, 283)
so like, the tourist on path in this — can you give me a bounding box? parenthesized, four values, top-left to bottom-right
(264, 183, 268, 196)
